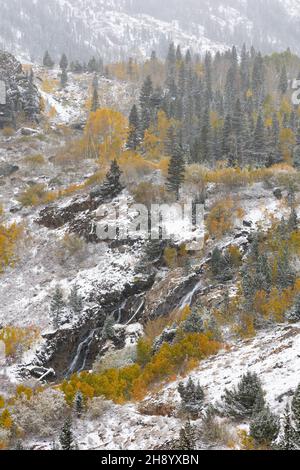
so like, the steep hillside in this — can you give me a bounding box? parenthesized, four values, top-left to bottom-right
(0, 0, 299, 62)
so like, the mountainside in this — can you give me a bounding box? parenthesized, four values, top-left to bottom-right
(0, 0, 300, 62)
(2, 11, 300, 450)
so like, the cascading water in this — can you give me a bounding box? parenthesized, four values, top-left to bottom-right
(67, 329, 96, 376)
(178, 279, 203, 310)
(115, 299, 127, 323)
(125, 298, 145, 325)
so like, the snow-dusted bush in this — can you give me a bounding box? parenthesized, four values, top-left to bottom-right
(249, 407, 280, 446)
(222, 372, 266, 420)
(86, 397, 113, 420)
(12, 388, 67, 437)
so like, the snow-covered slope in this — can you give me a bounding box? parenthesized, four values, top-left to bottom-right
(0, 0, 300, 62)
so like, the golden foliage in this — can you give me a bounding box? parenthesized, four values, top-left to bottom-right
(206, 198, 243, 239)
(0, 326, 40, 358)
(0, 409, 13, 430)
(164, 246, 178, 268)
(132, 182, 170, 207)
(18, 184, 57, 207)
(0, 212, 23, 273)
(41, 78, 59, 93)
(61, 332, 220, 404)
(2, 127, 15, 137)
(83, 108, 128, 161)
(238, 430, 256, 450)
(118, 151, 155, 181)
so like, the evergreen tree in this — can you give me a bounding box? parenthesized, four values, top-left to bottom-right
(277, 247, 295, 289)
(43, 51, 54, 68)
(166, 145, 185, 200)
(15, 440, 25, 450)
(126, 105, 140, 150)
(286, 293, 300, 322)
(222, 372, 266, 419)
(166, 43, 176, 90)
(252, 112, 266, 165)
(74, 391, 84, 418)
(291, 383, 300, 436)
(178, 378, 205, 416)
(88, 56, 98, 73)
(91, 159, 124, 200)
(59, 417, 74, 451)
(91, 74, 99, 112)
(211, 248, 233, 281)
(50, 286, 65, 329)
(69, 285, 83, 316)
(279, 404, 296, 450)
(59, 53, 68, 71)
(204, 52, 213, 103)
(177, 420, 197, 450)
(240, 44, 250, 94)
(60, 68, 68, 88)
(139, 75, 153, 135)
(249, 407, 280, 446)
(23, 69, 39, 121)
(279, 65, 288, 95)
(183, 310, 204, 334)
(252, 52, 265, 106)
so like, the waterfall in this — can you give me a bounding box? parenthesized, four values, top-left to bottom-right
(67, 329, 96, 376)
(115, 299, 127, 324)
(179, 279, 203, 310)
(125, 298, 145, 325)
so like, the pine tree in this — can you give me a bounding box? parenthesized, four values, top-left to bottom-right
(222, 372, 266, 419)
(183, 310, 204, 334)
(166, 43, 176, 90)
(166, 145, 185, 200)
(43, 51, 54, 69)
(59, 53, 68, 71)
(291, 383, 300, 436)
(88, 56, 98, 73)
(69, 285, 83, 317)
(249, 407, 280, 446)
(50, 286, 65, 329)
(252, 112, 266, 166)
(178, 378, 205, 416)
(286, 293, 300, 322)
(23, 69, 39, 121)
(59, 417, 74, 450)
(60, 68, 68, 88)
(252, 52, 265, 106)
(140, 75, 153, 135)
(126, 105, 140, 150)
(91, 74, 99, 112)
(279, 404, 296, 450)
(279, 65, 288, 95)
(74, 391, 84, 418)
(211, 248, 233, 281)
(177, 420, 197, 450)
(91, 159, 124, 200)
(204, 52, 213, 103)
(240, 44, 250, 94)
(277, 247, 295, 289)
(15, 440, 25, 450)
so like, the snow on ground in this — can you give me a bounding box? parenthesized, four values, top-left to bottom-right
(155, 322, 300, 415)
(25, 321, 300, 450)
